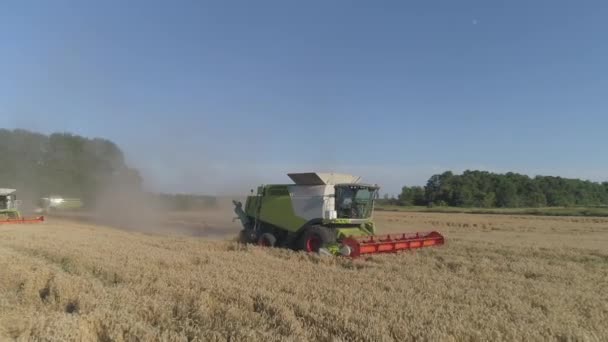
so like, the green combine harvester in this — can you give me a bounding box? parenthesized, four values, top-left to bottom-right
(37, 196, 84, 214)
(233, 172, 444, 257)
(0, 188, 44, 224)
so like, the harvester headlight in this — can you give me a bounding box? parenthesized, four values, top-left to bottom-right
(339, 245, 352, 257)
(50, 198, 64, 205)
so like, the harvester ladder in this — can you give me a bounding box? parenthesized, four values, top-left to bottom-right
(253, 193, 263, 233)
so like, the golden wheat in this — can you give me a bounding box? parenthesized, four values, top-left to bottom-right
(0, 211, 607, 341)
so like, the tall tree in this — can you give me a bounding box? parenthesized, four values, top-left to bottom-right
(401, 170, 608, 208)
(0, 129, 141, 206)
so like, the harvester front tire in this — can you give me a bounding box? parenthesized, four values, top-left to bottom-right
(238, 229, 255, 244)
(298, 226, 336, 253)
(258, 233, 277, 247)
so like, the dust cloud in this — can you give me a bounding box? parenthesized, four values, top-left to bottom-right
(91, 186, 241, 238)
(52, 176, 242, 239)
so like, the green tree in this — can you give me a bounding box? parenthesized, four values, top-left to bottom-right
(495, 179, 518, 207)
(411, 186, 426, 206)
(0, 129, 142, 207)
(401, 170, 608, 209)
(482, 192, 496, 208)
(399, 186, 415, 206)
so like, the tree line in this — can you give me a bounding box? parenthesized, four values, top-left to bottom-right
(386, 170, 608, 208)
(5, 129, 605, 209)
(0, 129, 216, 209)
(0, 129, 142, 205)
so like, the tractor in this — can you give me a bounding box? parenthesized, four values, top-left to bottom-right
(0, 188, 44, 224)
(233, 172, 444, 257)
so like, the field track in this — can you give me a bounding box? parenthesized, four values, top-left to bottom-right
(0, 211, 607, 341)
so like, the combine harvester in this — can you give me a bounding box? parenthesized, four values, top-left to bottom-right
(0, 188, 44, 224)
(37, 195, 84, 214)
(233, 172, 444, 257)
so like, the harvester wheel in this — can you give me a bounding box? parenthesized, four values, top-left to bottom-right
(298, 225, 336, 253)
(238, 229, 255, 244)
(258, 233, 277, 247)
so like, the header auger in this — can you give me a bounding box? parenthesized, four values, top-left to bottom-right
(0, 189, 44, 225)
(233, 172, 444, 257)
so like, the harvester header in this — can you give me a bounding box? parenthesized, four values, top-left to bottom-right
(233, 172, 444, 257)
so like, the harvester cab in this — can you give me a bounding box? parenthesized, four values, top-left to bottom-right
(0, 188, 44, 224)
(0, 189, 20, 219)
(233, 172, 444, 257)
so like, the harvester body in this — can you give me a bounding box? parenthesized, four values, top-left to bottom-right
(0, 188, 44, 224)
(233, 173, 443, 257)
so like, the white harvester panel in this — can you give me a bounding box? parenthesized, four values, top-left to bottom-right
(287, 172, 362, 186)
(286, 173, 364, 220)
(288, 185, 334, 221)
(0, 189, 17, 210)
(0, 189, 17, 196)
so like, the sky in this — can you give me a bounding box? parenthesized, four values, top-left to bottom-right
(1, 1, 607, 195)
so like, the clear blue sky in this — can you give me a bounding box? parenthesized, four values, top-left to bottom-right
(1, 1, 607, 195)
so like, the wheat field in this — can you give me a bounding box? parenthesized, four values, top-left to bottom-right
(0, 211, 607, 341)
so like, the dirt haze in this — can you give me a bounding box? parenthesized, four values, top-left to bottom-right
(73, 172, 243, 237)
(53, 198, 241, 238)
